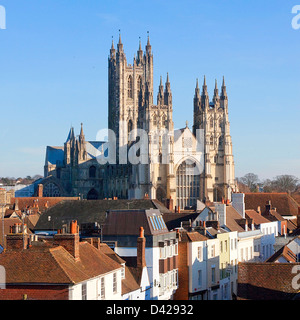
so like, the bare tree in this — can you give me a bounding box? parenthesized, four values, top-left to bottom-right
(238, 173, 259, 192)
(271, 175, 299, 194)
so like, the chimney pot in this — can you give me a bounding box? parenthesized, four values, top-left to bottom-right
(70, 220, 78, 234)
(137, 226, 146, 269)
(139, 227, 144, 238)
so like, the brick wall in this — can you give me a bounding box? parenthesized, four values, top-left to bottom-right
(0, 284, 69, 300)
(173, 241, 189, 300)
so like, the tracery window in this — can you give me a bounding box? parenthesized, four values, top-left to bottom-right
(128, 75, 133, 98)
(43, 183, 61, 197)
(176, 160, 200, 209)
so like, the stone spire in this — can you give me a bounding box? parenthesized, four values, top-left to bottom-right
(195, 78, 200, 99)
(164, 73, 172, 106)
(146, 31, 151, 54)
(213, 79, 219, 106)
(157, 76, 164, 104)
(137, 37, 143, 64)
(220, 76, 228, 110)
(66, 126, 75, 143)
(117, 29, 123, 52)
(221, 76, 227, 99)
(201, 75, 209, 110)
(110, 36, 116, 59)
(79, 123, 85, 139)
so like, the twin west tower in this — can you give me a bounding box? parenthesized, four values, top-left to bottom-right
(44, 34, 238, 208)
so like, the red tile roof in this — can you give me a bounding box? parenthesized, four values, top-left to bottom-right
(10, 197, 79, 214)
(223, 206, 245, 232)
(245, 210, 271, 225)
(238, 262, 300, 300)
(244, 193, 300, 217)
(266, 245, 297, 263)
(0, 240, 122, 285)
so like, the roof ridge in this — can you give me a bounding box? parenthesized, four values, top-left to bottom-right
(49, 245, 97, 284)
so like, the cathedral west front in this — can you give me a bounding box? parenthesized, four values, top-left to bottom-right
(43, 34, 238, 210)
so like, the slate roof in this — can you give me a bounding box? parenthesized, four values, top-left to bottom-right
(103, 209, 169, 236)
(45, 146, 64, 166)
(46, 141, 107, 164)
(162, 212, 201, 231)
(35, 199, 171, 231)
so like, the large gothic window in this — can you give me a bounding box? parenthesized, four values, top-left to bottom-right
(128, 75, 133, 98)
(176, 160, 200, 210)
(43, 183, 61, 197)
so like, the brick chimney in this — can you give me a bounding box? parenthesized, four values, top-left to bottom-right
(84, 237, 101, 249)
(165, 197, 174, 211)
(54, 220, 80, 261)
(6, 223, 29, 250)
(137, 227, 146, 269)
(37, 184, 43, 198)
(265, 200, 271, 214)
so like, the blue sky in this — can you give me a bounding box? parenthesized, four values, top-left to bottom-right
(0, 0, 299, 181)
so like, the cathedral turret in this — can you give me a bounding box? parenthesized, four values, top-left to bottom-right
(164, 73, 172, 106)
(145, 32, 152, 55)
(194, 78, 201, 109)
(110, 37, 116, 60)
(64, 126, 76, 166)
(213, 79, 220, 107)
(220, 76, 228, 110)
(137, 37, 143, 65)
(117, 31, 124, 53)
(78, 123, 87, 162)
(193, 78, 201, 136)
(157, 76, 164, 105)
(201, 75, 209, 111)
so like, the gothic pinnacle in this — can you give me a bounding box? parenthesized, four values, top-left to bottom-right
(111, 36, 114, 50)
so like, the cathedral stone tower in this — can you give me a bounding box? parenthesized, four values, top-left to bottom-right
(108, 33, 153, 153)
(44, 35, 237, 207)
(193, 76, 237, 202)
(107, 33, 176, 202)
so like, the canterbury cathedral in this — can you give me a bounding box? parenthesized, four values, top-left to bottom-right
(43, 34, 238, 210)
